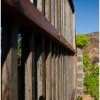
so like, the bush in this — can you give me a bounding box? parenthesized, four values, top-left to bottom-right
(76, 34, 90, 48)
(83, 52, 99, 100)
(83, 52, 92, 74)
(77, 96, 82, 100)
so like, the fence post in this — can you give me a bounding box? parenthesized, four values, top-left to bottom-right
(45, 0, 51, 21)
(51, 0, 55, 26)
(2, 22, 18, 100)
(55, 45, 59, 100)
(45, 40, 52, 100)
(36, 36, 46, 100)
(58, 47, 61, 100)
(57, 0, 61, 33)
(51, 43, 56, 100)
(21, 30, 34, 100)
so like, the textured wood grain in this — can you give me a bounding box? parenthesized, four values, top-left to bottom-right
(58, 48, 62, 100)
(37, 0, 42, 13)
(62, 0, 64, 37)
(24, 32, 35, 100)
(60, 0, 63, 36)
(45, 0, 51, 21)
(55, 45, 59, 100)
(36, 37, 45, 100)
(2, 0, 76, 99)
(51, 0, 55, 26)
(45, 41, 52, 100)
(54, 0, 57, 29)
(2, 22, 18, 100)
(2, 0, 75, 53)
(51, 43, 56, 100)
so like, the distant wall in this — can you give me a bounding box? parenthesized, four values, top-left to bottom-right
(76, 48, 84, 97)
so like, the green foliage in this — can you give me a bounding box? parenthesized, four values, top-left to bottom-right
(83, 52, 92, 74)
(77, 96, 82, 100)
(83, 52, 99, 100)
(18, 34, 22, 64)
(76, 34, 90, 48)
(84, 72, 99, 100)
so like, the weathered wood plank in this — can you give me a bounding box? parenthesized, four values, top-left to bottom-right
(55, 45, 59, 100)
(45, 0, 51, 21)
(64, 0, 67, 39)
(66, 0, 70, 42)
(62, 49, 64, 100)
(51, 43, 56, 100)
(58, 47, 62, 100)
(73, 13, 75, 48)
(31, 34, 36, 100)
(62, 0, 64, 37)
(25, 50, 33, 100)
(24, 32, 35, 100)
(45, 40, 52, 100)
(57, 0, 60, 33)
(2, 0, 75, 54)
(2, 22, 18, 100)
(51, 0, 55, 26)
(54, 0, 57, 29)
(37, 0, 42, 13)
(36, 36, 45, 100)
(60, 0, 63, 36)
(21, 30, 33, 100)
(63, 49, 67, 100)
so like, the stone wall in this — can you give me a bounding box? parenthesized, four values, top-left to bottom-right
(76, 48, 84, 97)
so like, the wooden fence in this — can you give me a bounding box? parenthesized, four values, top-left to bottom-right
(1, 0, 76, 100)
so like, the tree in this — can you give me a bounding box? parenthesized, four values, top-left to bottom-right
(76, 34, 90, 48)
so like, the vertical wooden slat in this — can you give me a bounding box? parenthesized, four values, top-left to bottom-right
(21, 30, 33, 100)
(72, 12, 75, 48)
(51, 0, 55, 26)
(65, 50, 69, 99)
(54, 0, 57, 29)
(57, 0, 61, 33)
(61, 48, 64, 100)
(66, 0, 70, 42)
(65, 0, 68, 41)
(60, 49, 62, 100)
(64, 0, 67, 39)
(70, 9, 73, 45)
(45, 0, 51, 21)
(31, 34, 36, 100)
(64, 49, 68, 100)
(58, 47, 62, 100)
(25, 46, 32, 100)
(2, 22, 18, 100)
(63, 49, 65, 100)
(69, 4, 72, 44)
(55, 45, 59, 100)
(37, 0, 45, 14)
(51, 43, 56, 100)
(66, 51, 69, 100)
(60, 0, 63, 35)
(37, 0, 42, 12)
(45, 40, 52, 100)
(62, 0, 64, 37)
(36, 37, 45, 100)
(62, 48, 64, 100)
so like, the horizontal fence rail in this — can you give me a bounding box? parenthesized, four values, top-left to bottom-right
(1, 0, 76, 100)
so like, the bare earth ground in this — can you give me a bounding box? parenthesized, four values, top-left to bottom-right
(82, 95, 94, 100)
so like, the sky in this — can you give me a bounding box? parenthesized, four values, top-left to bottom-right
(74, 0, 99, 34)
